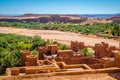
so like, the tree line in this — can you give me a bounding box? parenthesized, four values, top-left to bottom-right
(0, 21, 120, 37)
(0, 33, 68, 75)
(0, 21, 119, 37)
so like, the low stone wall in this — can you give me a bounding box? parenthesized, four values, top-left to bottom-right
(4, 67, 120, 80)
(6, 68, 19, 76)
(57, 57, 104, 69)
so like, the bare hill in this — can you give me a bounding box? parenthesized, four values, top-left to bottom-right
(0, 14, 113, 24)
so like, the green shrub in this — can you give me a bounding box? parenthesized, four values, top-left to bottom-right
(103, 34, 109, 38)
(78, 48, 94, 57)
(59, 44, 68, 50)
(31, 49, 38, 56)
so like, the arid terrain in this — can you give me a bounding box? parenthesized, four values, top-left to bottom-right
(22, 74, 116, 80)
(0, 73, 117, 80)
(0, 27, 119, 48)
(23, 74, 116, 80)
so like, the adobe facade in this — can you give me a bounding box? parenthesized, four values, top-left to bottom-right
(6, 41, 119, 76)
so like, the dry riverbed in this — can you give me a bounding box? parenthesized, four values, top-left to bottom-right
(0, 27, 119, 48)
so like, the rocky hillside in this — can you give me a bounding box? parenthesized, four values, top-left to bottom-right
(0, 14, 117, 24)
(109, 15, 120, 23)
(0, 14, 87, 23)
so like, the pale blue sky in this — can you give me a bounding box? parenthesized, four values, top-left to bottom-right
(0, 0, 120, 14)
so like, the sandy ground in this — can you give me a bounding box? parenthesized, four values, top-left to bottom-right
(0, 27, 119, 48)
(0, 73, 116, 80)
(23, 74, 116, 80)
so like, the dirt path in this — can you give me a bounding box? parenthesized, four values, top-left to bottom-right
(0, 27, 119, 48)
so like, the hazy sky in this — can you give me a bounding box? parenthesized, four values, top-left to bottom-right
(0, 0, 120, 14)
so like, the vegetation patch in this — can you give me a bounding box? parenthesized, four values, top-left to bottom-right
(78, 48, 94, 57)
(0, 21, 119, 37)
(0, 33, 68, 75)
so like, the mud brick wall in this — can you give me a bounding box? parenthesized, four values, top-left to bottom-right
(57, 50, 73, 58)
(71, 41, 85, 52)
(101, 42, 109, 49)
(21, 50, 30, 66)
(69, 57, 104, 69)
(46, 45, 58, 54)
(89, 64, 104, 69)
(95, 44, 106, 58)
(94, 42, 117, 58)
(6, 68, 19, 76)
(63, 57, 72, 64)
(60, 56, 104, 68)
(38, 46, 47, 60)
(25, 55, 38, 66)
(87, 58, 103, 64)
(114, 52, 120, 67)
(98, 47, 106, 58)
(104, 60, 115, 68)
(78, 42, 85, 50)
(107, 46, 116, 57)
(94, 44, 101, 56)
(70, 57, 87, 64)
(6, 68, 11, 76)
(71, 41, 79, 52)
(57, 50, 73, 64)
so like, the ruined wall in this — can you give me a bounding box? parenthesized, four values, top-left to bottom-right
(114, 51, 120, 67)
(78, 42, 85, 50)
(38, 45, 58, 60)
(21, 50, 30, 66)
(108, 46, 116, 57)
(25, 55, 38, 66)
(38, 46, 47, 60)
(71, 41, 79, 52)
(71, 41, 85, 52)
(6, 68, 19, 76)
(94, 44, 106, 58)
(46, 45, 58, 55)
(94, 42, 117, 58)
(104, 60, 115, 68)
(57, 50, 73, 58)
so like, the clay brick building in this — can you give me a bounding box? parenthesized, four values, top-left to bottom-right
(56, 50, 104, 69)
(21, 50, 38, 66)
(21, 50, 30, 66)
(94, 42, 117, 58)
(21, 42, 118, 70)
(38, 46, 48, 60)
(71, 41, 85, 52)
(25, 55, 38, 66)
(38, 45, 58, 60)
(94, 43, 106, 58)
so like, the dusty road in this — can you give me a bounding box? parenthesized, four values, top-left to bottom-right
(0, 27, 119, 48)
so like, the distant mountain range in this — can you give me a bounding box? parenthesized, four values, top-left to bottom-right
(0, 13, 119, 24)
(79, 14, 117, 18)
(0, 14, 118, 18)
